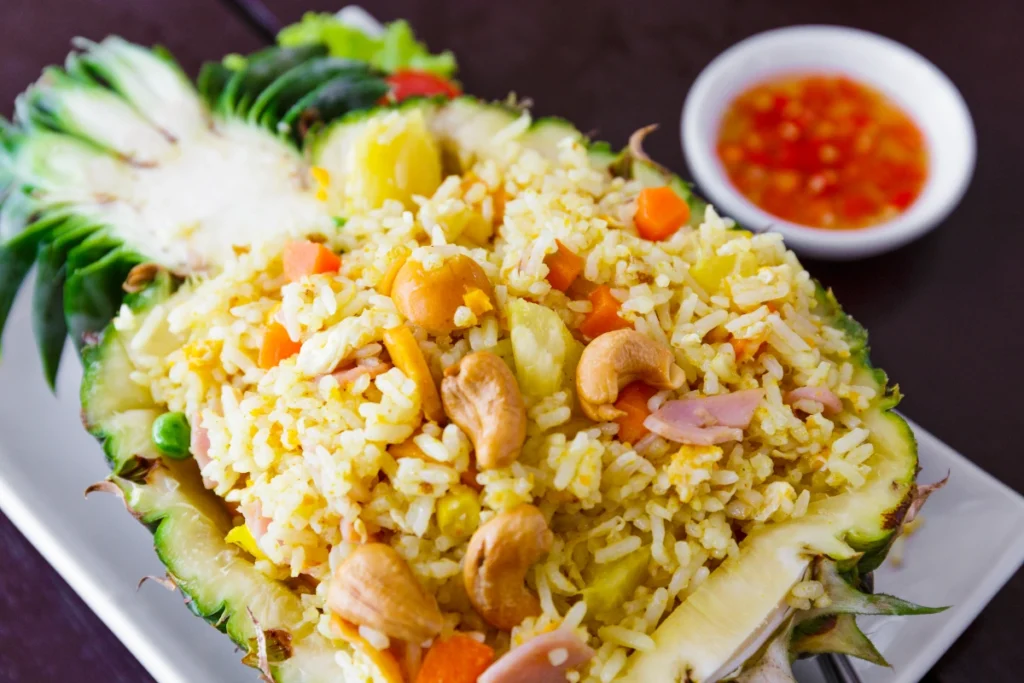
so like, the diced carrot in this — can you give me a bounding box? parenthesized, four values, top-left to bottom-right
(579, 285, 632, 339)
(259, 322, 301, 369)
(283, 240, 341, 282)
(634, 186, 691, 241)
(383, 326, 445, 423)
(331, 616, 404, 683)
(614, 381, 658, 444)
(545, 240, 584, 292)
(415, 634, 495, 683)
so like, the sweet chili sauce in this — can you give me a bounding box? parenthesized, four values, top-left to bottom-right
(716, 75, 928, 230)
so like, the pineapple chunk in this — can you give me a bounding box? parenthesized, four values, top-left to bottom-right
(690, 253, 736, 293)
(445, 206, 494, 245)
(347, 110, 442, 210)
(561, 324, 584, 391)
(459, 209, 495, 245)
(582, 548, 650, 617)
(507, 298, 573, 397)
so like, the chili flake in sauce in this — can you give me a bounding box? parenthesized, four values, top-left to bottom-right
(717, 75, 928, 230)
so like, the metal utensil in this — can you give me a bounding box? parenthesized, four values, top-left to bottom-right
(819, 654, 863, 683)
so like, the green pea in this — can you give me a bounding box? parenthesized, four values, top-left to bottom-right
(152, 412, 191, 459)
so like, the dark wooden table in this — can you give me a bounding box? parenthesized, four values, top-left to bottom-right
(1, 0, 1021, 681)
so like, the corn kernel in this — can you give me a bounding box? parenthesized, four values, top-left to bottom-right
(225, 524, 268, 561)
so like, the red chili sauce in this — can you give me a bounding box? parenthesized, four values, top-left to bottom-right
(716, 75, 928, 230)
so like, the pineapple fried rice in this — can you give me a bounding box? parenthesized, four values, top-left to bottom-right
(114, 109, 885, 682)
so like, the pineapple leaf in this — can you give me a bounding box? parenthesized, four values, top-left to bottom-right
(217, 45, 327, 119)
(15, 71, 67, 132)
(33, 250, 69, 388)
(0, 205, 72, 356)
(197, 62, 232, 107)
(19, 67, 171, 164)
(32, 219, 97, 387)
(811, 559, 947, 618)
(64, 246, 140, 351)
(65, 230, 119, 271)
(735, 620, 797, 683)
(0, 204, 80, 357)
(248, 57, 370, 128)
(62, 52, 97, 86)
(791, 613, 888, 667)
(0, 186, 36, 243)
(71, 37, 206, 141)
(0, 242, 36, 355)
(279, 75, 389, 142)
(10, 128, 128, 196)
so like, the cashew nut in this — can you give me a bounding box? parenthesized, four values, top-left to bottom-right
(576, 329, 685, 421)
(391, 252, 494, 335)
(441, 351, 526, 470)
(464, 504, 554, 630)
(327, 543, 443, 643)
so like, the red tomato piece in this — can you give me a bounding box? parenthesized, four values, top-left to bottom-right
(384, 70, 461, 102)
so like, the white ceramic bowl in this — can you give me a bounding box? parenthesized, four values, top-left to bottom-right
(682, 25, 975, 260)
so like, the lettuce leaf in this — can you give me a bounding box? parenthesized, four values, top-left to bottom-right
(278, 14, 457, 77)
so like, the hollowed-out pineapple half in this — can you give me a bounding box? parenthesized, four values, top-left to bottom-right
(0, 18, 462, 385)
(74, 94, 943, 682)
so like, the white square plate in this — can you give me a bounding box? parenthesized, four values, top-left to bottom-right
(1, 285, 1022, 683)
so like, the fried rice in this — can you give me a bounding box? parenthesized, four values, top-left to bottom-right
(112, 109, 881, 682)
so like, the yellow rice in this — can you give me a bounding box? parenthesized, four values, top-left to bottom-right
(114, 111, 881, 681)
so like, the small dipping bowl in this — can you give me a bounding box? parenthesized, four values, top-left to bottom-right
(682, 25, 975, 259)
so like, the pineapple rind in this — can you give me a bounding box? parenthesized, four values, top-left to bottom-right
(791, 613, 887, 667)
(115, 460, 341, 682)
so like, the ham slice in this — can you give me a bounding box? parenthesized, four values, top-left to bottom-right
(189, 418, 217, 490)
(644, 389, 763, 445)
(327, 360, 392, 386)
(479, 629, 595, 683)
(240, 501, 271, 541)
(784, 386, 843, 416)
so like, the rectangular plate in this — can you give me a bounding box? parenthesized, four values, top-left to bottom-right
(1, 286, 1022, 683)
